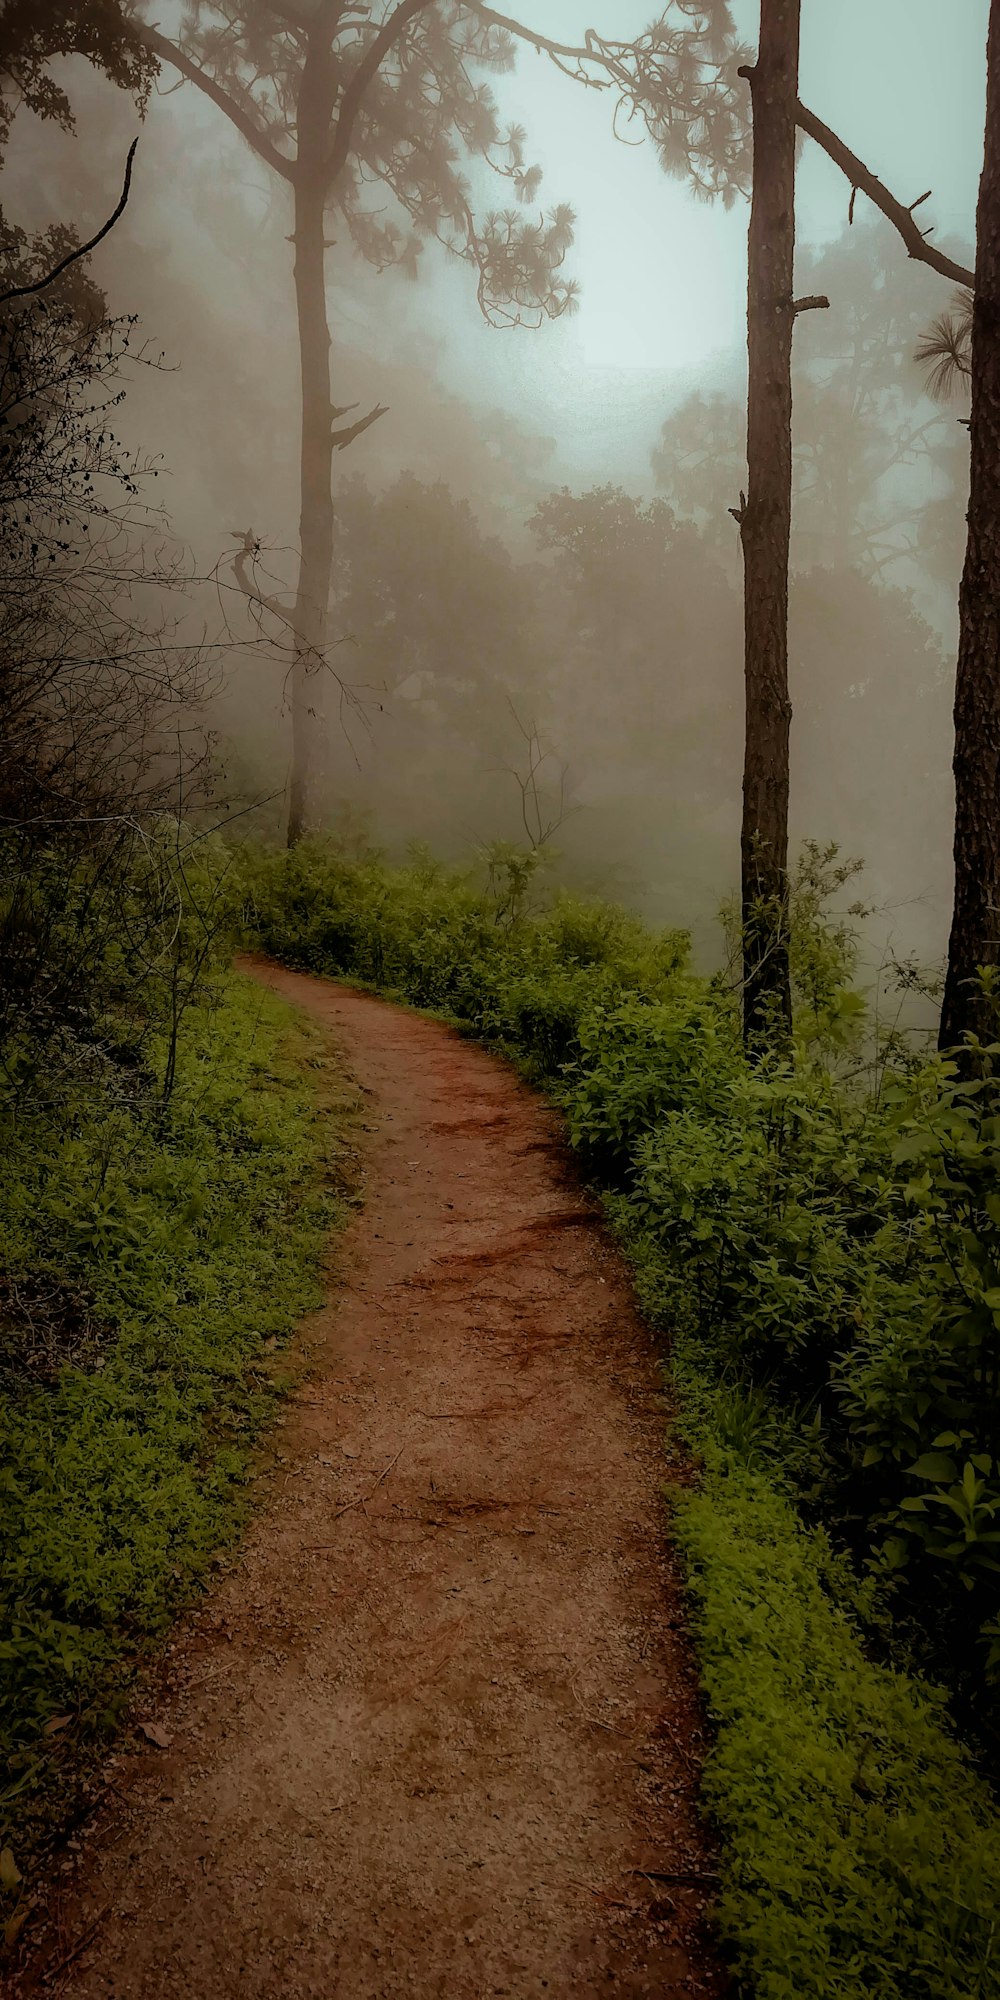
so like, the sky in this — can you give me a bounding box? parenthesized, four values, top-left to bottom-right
(350, 0, 989, 478)
(10, 2, 989, 490)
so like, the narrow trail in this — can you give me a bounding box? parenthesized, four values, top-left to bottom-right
(15, 962, 726, 2000)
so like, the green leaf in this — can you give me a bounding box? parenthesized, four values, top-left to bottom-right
(908, 1453, 958, 1483)
(881, 1535, 910, 1567)
(0, 1848, 22, 1893)
(892, 1131, 935, 1163)
(4, 1907, 29, 1948)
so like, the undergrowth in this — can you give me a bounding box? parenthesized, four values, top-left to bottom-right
(0, 970, 350, 1914)
(243, 834, 1000, 2000)
(675, 1469, 1000, 2000)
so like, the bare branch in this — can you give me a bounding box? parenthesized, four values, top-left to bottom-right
(227, 530, 356, 679)
(230, 531, 304, 636)
(331, 401, 388, 448)
(793, 293, 830, 314)
(796, 98, 974, 290)
(138, 24, 296, 183)
(255, 0, 313, 31)
(504, 700, 575, 851)
(0, 139, 139, 306)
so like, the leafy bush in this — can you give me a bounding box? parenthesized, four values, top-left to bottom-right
(675, 1467, 1000, 2000)
(627, 1055, 1000, 1695)
(563, 990, 737, 1169)
(0, 280, 219, 1090)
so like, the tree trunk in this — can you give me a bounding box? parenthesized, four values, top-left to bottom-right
(288, 50, 336, 848)
(939, 0, 1000, 1054)
(736, 0, 800, 1050)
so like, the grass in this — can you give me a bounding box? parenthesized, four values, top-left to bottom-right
(670, 1443, 1000, 1998)
(0, 968, 356, 1914)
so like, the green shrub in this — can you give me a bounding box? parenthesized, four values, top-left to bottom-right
(563, 990, 737, 1169)
(0, 971, 348, 1844)
(675, 1466, 1000, 2000)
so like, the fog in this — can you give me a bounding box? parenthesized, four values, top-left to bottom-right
(5, 0, 988, 971)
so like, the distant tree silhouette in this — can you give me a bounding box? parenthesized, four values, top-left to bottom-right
(654, 223, 972, 585)
(333, 470, 532, 746)
(528, 483, 740, 813)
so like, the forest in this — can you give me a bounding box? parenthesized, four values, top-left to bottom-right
(3, 2, 1000, 1996)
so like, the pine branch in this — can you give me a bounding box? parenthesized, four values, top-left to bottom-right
(471, 5, 975, 291)
(325, 0, 439, 187)
(914, 290, 975, 400)
(138, 23, 297, 183)
(464, 4, 609, 78)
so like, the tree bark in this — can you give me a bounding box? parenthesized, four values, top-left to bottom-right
(736, 0, 800, 1049)
(288, 167, 335, 846)
(940, 0, 1000, 1053)
(287, 25, 338, 849)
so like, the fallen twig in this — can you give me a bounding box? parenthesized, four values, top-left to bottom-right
(569, 1674, 634, 1739)
(41, 1903, 111, 1986)
(333, 1442, 407, 1521)
(344, 1283, 393, 1315)
(632, 1870, 677, 1909)
(421, 1408, 512, 1420)
(629, 1867, 719, 1887)
(568, 1879, 634, 1908)
(658, 1713, 699, 1776)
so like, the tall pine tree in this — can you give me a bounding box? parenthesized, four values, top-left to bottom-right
(135, 2, 579, 840)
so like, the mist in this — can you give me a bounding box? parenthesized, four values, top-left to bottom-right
(3, 0, 986, 978)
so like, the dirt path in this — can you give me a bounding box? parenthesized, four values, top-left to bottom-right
(13, 963, 726, 2000)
